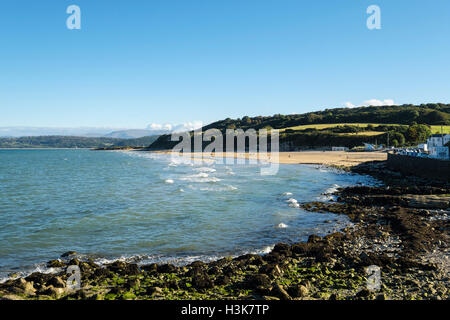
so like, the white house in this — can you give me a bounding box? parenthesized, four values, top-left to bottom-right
(427, 134, 450, 159)
(417, 143, 428, 152)
(332, 146, 349, 151)
(427, 134, 450, 148)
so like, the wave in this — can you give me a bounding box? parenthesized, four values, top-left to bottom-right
(193, 167, 216, 173)
(180, 172, 221, 183)
(317, 184, 340, 200)
(188, 184, 237, 192)
(286, 198, 300, 208)
(165, 179, 174, 184)
(276, 223, 288, 229)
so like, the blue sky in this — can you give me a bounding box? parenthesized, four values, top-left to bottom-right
(0, 0, 449, 129)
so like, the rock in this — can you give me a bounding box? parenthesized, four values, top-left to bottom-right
(272, 243, 292, 256)
(292, 243, 309, 255)
(376, 293, 386, 300)
(72, 288, 88, 299)
(271, 284, 291, 300)
(207, 266, 221, 275)
(61, 251, 77, 258)
(329, 293, 338, 300)
(356, 289, 371, 298)
(245, 274, 271, 289)
(93, 268, 112, 278)
(288, 284, 308, 298)
(146, 286, 163, 296)
(141, 263, 158, 273)
(47, 260, 65, 268)
(192, 273, 214, 289)
(42, 285, 65, 298)
(109, 287, 126, 295)
(107, 261, 140, 275)
(157, 264, 178, 274)
(47, 276, 66, 289)
(215, 275, 230, 286)
(126, 278, 140, 289)
(189, 261, 207, 269)
(166, 280, 179, 290)
(25, 272, 52, 285)
(68, 258, 80, 266)
(0, 294, 25, 300)
(10, 278, 36, 296)
(249, 255, 265, 266)
(263, 252, 282, 263)
(259, 264, 282, 278)
(223, 265, 238, 277)
(308, 235, 322, 243)
(262, 295, 280, 300)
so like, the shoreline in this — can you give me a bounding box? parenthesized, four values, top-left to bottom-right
(1, 159, 448, 300)
(148, 150, 388, 168)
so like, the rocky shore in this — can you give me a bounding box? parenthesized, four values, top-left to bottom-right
(1, 161, 448, 300)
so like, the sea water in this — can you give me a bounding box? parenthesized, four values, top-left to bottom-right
(0, 149, 377, 280)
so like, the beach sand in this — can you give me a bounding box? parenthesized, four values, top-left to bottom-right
(151, 150, 387, 168)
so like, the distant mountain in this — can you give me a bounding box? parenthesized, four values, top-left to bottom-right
(0, 127, 126, 138)
(0, 135, 160, 149)
(105, 129, 170, 139)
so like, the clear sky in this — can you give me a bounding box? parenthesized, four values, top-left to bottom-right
(1, 0, 449, 128)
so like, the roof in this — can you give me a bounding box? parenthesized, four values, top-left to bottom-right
(430, 134, 450, 138)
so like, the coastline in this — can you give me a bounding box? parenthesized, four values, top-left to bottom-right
(0, 158, 448, 300)
(149, 150, 388, 168)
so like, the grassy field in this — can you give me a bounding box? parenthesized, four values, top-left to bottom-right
(280, 123, 450, 135)
(430, 125, 450, 134)
(279, 123, 400, 132)
(336, 131, 385, 136)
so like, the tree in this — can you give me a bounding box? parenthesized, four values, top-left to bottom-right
(405, 124, 431, 145)
(388, 131, 405, 146)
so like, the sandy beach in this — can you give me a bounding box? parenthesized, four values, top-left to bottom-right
(151, 150, 388, 168)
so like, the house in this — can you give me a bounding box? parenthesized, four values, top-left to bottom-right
(431, 146, 449, 159)
(417, 143, 428, 152)
(332, 146, 349, 151)
(427, 134, 450, 148)
(427, 134, 450, 159)
(364, 143, 383, 151)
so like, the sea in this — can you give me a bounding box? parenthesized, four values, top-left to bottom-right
(0, 149, 378, 281)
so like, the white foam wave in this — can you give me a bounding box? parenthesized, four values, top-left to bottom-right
(276, 223, 288, 229)
(180, 173, 221, 183)
(165, 179, 174, 184)
(286, 198, 300, 208)
(193, 167, 216, 173)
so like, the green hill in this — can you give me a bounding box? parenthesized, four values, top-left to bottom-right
(149, 104, 450, 150)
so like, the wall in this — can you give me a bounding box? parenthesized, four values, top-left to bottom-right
(387, 153, 450, 181)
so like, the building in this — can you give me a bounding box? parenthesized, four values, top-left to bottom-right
(332, 146, 349, 151)
(417, 143, 428, 152)
(427, 134, 450, 159)
(427, 134, 450, 148)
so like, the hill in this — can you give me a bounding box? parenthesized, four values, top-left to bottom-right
(148, 104, 450, 150)
(0, 135, 159, 149)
